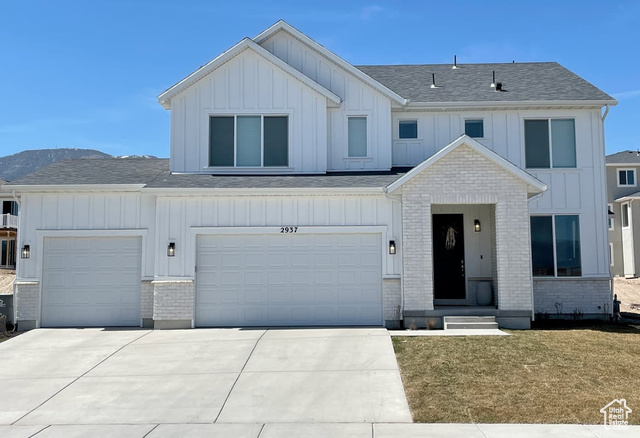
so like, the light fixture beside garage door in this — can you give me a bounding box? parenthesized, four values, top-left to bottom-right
(21, 244, 30, 259)
(167, 242, 176, 257)
(389, 240, 396, 255)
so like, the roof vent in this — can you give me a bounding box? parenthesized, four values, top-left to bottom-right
(490, 70, 496, 88)
(430, 73, 439, 89)
(452, 55, 459, 69)
(495, 82, 503, 91)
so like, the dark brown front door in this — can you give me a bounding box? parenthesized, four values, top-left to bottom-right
(433, 214, 465, 300)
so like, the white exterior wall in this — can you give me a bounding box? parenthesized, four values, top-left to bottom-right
(155, 194, 402, 279)
(260, 30, 393, 171)
(170, 48, 329, 174)
(16, 192, 156, 280)
(392, 108, 609, 278)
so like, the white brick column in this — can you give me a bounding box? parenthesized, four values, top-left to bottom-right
(152, 280, 195, 329)
(14, 282, 39, 330)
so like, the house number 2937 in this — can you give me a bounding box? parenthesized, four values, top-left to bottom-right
(280, 227, 298, 233)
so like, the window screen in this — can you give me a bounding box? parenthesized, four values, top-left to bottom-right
(348, 117, 367, 157)
(551, 119, 576, 168)
(555, 215, 581, 277)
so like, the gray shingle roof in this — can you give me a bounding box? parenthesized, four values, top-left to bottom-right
(356, 62, 614, 103)
(606, 150, 640, 164)
(6, 158, 409, 189)
(7, 159, 170, 186)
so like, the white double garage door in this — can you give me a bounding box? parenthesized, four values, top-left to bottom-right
(41, 232, 383, 327)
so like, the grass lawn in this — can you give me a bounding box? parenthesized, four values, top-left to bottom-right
(392, 324, 640, 424)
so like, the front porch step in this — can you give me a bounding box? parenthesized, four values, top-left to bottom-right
(444, 316, 499, 330)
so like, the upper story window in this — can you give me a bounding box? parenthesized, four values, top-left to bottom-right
(530, 215, 582, 277)
(618, 169, 636, 187)
(399, 120, 418, 139)
(348, 117, 368, 157)
(464, 119, 484, 138)
(524, 119, 576, 169)
(2, 201, 18, 216)
(209, 115, 288, 167)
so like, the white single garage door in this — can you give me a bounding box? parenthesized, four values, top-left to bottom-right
(196, 233, 382, 327)
(41, 237, 142, 327)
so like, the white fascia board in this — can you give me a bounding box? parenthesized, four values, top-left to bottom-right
(385, 134, 547, 194)
(615, 195, 640, 202)
(405, 99, 617, 110)
(606, 163, 640, 167)
(253, 20, 408, 107)
(6, 184, 146, 193)
(142, 187, 385, 196)
(158, 38, 341, 109)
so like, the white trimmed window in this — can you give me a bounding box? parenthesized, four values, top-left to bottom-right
(524, 119, 576, 169)
(348, 117, 368, 157)
(618, 169, 636, 187)
(608, 203, 614, 230)
(209, 115, 288, 167)
(464, 119, 484, 138)
(622, 202, 630, 228)
(530, 215, 582, 277)
(399, 120, 418, 139)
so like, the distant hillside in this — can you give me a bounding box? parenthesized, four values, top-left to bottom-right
(0, 148, 157, 182)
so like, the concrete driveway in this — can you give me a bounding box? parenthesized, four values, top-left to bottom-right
(0, 327, 412, 437)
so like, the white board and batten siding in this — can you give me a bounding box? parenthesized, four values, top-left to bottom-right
(260, 29, 394, 171)
(170, 48, 328, 173)
(17, 193, 156, 280)
(390, 108, 610, 277)
(156, 195, 402, 279)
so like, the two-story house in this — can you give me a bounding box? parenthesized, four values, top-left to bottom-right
(606, 151, 640, 277)
(0, 179, 19, 268)
(6, 21, 616, 330)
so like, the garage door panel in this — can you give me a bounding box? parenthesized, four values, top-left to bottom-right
(42, 237, 141, 327)
(196, 233, 382, 327)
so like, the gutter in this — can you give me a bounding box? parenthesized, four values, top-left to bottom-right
(405, 99, 618, 110)
(602, 104, 611, 121)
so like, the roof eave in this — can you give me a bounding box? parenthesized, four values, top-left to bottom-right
(6, 184, 146, 193)
(142, 186, 386, 196)
(405, 99, 617, 109)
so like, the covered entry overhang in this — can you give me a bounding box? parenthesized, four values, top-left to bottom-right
(386, 135, 547, 328)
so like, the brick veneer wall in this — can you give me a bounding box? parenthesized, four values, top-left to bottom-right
(14, 282, 39, 330)
(401, 144, 535, 313)
(152, 280, 195, 323)
(533, 278, 612, 316)
(383, 278, 401, 322)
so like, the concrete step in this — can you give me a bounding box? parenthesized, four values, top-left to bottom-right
(443, 316, 498, 330)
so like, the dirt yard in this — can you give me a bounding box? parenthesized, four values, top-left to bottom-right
(614, 277, 640, 314)
(0, 268, 15, 295)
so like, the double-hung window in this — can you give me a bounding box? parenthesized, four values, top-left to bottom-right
(617, 169, 636, 187)
(209, 115, 288, 167)
(348, 117, 368, 157)
(530, 215, 582, 277)
(525, 119, 576, 168)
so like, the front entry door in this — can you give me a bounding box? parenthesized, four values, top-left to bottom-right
(433, 214, 466, 300)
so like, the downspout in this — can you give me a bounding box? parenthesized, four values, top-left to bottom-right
(527, 190, 547, 322)
(601, 104, 610, 122)
(601, 105, 614, 317)
(11, 190, 21, 329)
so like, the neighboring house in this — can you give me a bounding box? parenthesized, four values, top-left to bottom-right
(0, 179, 18, 268)
(606, 150, 640, 277)
(5, 21, 617, 330)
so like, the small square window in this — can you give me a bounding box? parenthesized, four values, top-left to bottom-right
(399, 120, 418, 139)
(465, 119, 484, 138)
(618, 169, 636, 187)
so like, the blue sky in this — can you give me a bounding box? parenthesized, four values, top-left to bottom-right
(1, 0, 638, 158)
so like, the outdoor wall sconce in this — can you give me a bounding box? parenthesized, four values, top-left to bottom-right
(474, 220, 481, 232)
(389, 240, 397, 255)
(167, 242, 176, 257)
(21, 244, 30, 259)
